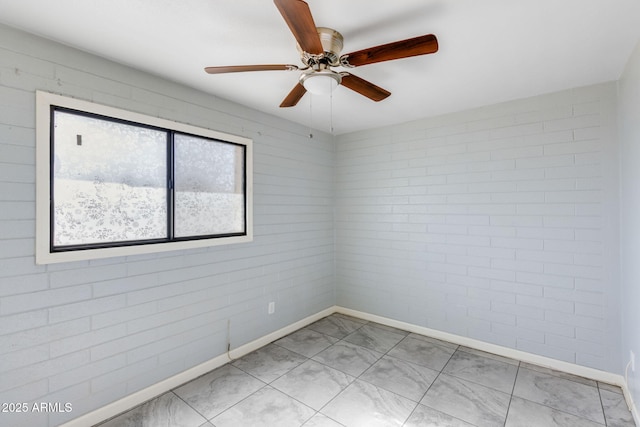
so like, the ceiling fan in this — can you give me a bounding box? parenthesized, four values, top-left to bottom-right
(204, 0, 439, 108)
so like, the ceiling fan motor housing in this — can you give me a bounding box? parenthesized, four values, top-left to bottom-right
(298, 27, 344, 67)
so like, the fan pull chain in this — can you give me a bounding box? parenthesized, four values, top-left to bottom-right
(330, 90, 334, 134)
(309, 94, 313, 139)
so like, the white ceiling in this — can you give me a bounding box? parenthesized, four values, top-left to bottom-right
(1, 0, 639, 135)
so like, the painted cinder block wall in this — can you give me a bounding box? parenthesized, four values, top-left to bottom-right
(335, 82, 621, 372)
(0, 24, 335, 427)
(619, 38, 640, 421)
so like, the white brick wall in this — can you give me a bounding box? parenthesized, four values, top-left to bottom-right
(619, 38, 640, 422)
(0, 24, 334, 427)
(336, 82, 620, 372)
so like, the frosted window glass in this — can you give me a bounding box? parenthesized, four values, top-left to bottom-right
(52, 111, 167, 246)
(174, 133, 245, 237)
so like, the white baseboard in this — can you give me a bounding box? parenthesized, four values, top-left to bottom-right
(335, 307, 623, 384)
(60, 306, 336, 427)
(632, 401, 639, 427)
(62, 305, 639, 427)
(627, 380, 639, 427)
(336, 306, 638, 423)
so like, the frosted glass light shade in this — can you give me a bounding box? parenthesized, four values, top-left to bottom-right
(301, 72, 341, 95)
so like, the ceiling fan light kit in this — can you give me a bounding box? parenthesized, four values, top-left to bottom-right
(300, 70, 341, 95)
(204, 0, 438, 107)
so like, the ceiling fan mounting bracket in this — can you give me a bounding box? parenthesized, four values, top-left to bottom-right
(339, 55, 354, 68)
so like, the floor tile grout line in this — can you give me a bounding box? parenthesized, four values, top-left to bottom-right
(501, 361, 522, 427)
(307, 318, 478, 419)
(298, 318, 373, 425)
(170, 390, 211, 425)
(268, 353, 353, 422)
(270, 316, 373, 424)
(596, 381, 610, 426)
(337, 322, 421, 427)
(414, 344, 459, 409)
(519, 361, 600, 388)
(440, 348, 521, 396)
(183, 357, 303, 424)
(302, 317, 428, 424)
(511, 367, 611, 426)
(205, 382, 272, 424)
(400, 404, 421, 427)
(231, 343, 308, 385)
(228, 345, 333, 425)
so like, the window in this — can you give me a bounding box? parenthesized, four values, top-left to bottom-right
(36, 91, 252, 264)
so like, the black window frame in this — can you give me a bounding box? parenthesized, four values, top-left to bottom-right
(49, 106, 248, 253)
(36, 91, 253, 264)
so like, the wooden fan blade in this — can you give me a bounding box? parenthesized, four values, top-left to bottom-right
(340, 73, 391, 102)
(205, 64, 298, 74)
(280, 83, 307, 107)
(274, 0, 323, 54)
(341, 34, 438, 67)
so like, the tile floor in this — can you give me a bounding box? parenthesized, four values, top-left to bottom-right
(95, 313, 636, 427)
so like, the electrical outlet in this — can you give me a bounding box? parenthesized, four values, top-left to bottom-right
(268, 302, 275, 315)
(631, 350, 636, 372)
